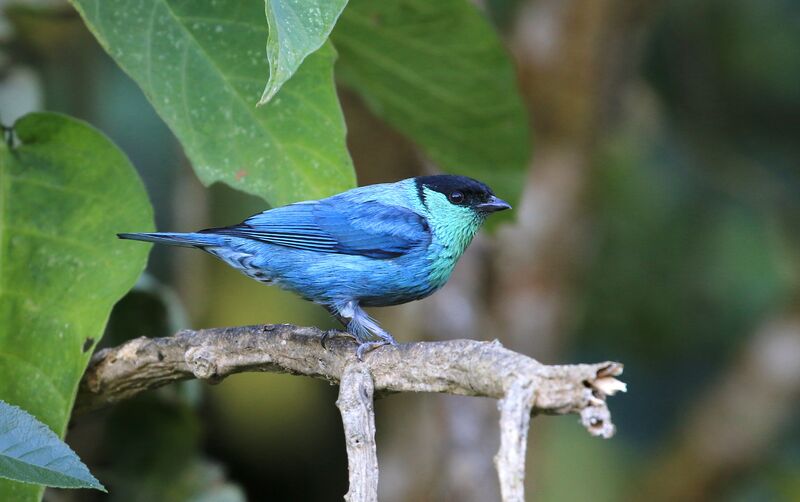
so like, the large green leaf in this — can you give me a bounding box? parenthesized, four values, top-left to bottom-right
(70, 0, 355, 206)
(259, 0, 349, 105)
(0, 400, 104, 491)
(331, 0, 531, 204)
(0, 112, 153, 500)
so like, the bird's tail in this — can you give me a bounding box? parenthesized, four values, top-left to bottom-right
(117, 232, 223, 248)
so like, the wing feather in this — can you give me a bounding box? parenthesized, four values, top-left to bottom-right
(202, 199, 430, 259)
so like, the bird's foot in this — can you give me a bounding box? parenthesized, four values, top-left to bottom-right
(354, 328, 398, 360)
(355, 340, 393, 361)
(376, 331, 399, 347)
(320, 329, 357, 350)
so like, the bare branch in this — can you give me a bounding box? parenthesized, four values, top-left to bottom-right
(76, 324, 625, 500)
(337, 365, 379, 502)
(495, 378, 536, 502)
(77, 324, 623, 418)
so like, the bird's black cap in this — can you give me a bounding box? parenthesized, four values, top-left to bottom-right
(416, 174, 492, 195)
(414, 175, 510, 213)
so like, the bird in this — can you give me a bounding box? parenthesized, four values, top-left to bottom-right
(119, 175, 511, 359)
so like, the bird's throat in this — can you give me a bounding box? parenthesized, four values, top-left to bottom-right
(427, 212, 484, 288)
(411, 184, 487, 289)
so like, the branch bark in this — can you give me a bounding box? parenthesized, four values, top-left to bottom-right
(337, 364, 379, 502)
(495, 378, 537, 501)
(76, 324, 625, 500)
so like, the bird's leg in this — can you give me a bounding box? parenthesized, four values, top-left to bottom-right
(347, 302, 398, 360)
(327, 301, 398, 359)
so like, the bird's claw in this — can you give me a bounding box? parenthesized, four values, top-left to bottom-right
(355, 331, 400, 360)
(356, 341, 391, 361)
(320, 330, 356, 350)
(320, 330, 333, 349)
(320, 329, 397, 360)
(380, 335, 399, 347)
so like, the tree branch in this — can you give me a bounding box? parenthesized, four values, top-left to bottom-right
(76, 324, 625, 500)
(495, 377, 537, 501)
(337, 364, 379, 502)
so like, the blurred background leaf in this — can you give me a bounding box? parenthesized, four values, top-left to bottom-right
(70, 0, 356, 206)
(259, 0, 348, 105)
(95, 397, 244, 502)
(0, 112, 152, 500)
(331, 0, 530, 206)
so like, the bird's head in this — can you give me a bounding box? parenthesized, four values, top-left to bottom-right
(413, 174, 511, 221)
(408, 175, 510, 283)
(411, 174, 510, 256)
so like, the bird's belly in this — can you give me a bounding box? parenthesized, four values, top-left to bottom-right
(354, 256, 453, 307)
(246, 248, 436, 305)
(357, 279, 437, 307)
(335, 260, 439, 307)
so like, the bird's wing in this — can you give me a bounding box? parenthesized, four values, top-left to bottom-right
(205, 200, 430, 259)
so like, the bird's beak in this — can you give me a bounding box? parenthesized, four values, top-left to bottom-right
(476, 195, 512, 213)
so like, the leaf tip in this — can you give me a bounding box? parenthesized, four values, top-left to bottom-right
(256, 81, 280, 107)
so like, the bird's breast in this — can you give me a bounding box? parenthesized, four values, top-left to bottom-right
(425, 243, 461, 291)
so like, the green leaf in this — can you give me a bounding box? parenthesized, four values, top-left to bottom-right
(0, 400, 105, 491)
(259, 0, 349, 106)
(0, 112, 153, 500)
(331, 0, 531, 205)
(69, 0, 356, 207)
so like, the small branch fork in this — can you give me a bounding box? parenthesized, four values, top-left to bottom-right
(76, 325, 625, 502)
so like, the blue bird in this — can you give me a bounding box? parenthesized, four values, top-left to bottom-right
(119, 175, 510, 358)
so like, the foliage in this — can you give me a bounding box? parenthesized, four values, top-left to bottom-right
(260, 0, 348, 105)
(0, 400, 104, 491)
(0, 112, 152, 499)
(69, 0, 356, 207)
(69, 0, 529, 207)
(332, 0, 530, 203)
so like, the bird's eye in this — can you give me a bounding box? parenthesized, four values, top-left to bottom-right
(448, 191, 465, 204)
